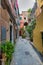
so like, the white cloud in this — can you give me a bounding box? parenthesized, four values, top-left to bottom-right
(18, 0, 35, 13)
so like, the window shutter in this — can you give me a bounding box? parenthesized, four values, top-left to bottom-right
(1, 26, 6, 41)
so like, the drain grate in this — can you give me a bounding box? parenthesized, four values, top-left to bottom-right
(25, 51, 30, 55)
(25, 51, 32, 57)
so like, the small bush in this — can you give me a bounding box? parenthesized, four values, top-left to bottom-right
(22, 33, 26, 38)
(1, 41, 14, 65)
(26, 19, 36, 41)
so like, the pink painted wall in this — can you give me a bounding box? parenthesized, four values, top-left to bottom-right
(20, 20, 24, 28)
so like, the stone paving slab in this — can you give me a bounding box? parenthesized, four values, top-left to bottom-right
(11, 37, 43, 65)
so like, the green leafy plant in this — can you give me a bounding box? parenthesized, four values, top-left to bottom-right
(22, 33, 26, 38)
(26, 19, 36, 41)
(28, 8, 32, 13)
(1, 41, 14, 65)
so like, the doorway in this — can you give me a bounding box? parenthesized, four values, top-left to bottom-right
(41, 32, 43, 46)
(10, 25, 12, 42)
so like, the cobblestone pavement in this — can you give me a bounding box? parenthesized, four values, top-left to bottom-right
(11, 37, 43, 65)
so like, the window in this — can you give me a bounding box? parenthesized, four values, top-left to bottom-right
(19, 17, 22, 20)
(11, 0, 12, 2)
(28, 18, 31, 21)
(24, 17, 26, 20)
(1, 26, 6, 41)
(14, 4, 16, 11)
(1, 0, 6, 9)
(0, 0, 1, 5)
(24, 22, 28, 26)
(41, 5, 43, 9)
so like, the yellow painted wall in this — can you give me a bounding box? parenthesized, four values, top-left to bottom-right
(35, 7, 41, 17)
(37, 0, 43, 7)
(33, 11, 43, 54)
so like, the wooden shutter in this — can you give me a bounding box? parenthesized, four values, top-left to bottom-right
(1, 26, 6, 41)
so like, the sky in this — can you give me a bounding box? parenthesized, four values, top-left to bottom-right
(18, 0, 35, 13)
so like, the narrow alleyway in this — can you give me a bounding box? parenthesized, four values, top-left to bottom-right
(11, 37, 43, 65)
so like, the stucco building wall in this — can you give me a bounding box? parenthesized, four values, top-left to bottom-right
(0, 7, 10, 42)
(33, 11, 43, 54)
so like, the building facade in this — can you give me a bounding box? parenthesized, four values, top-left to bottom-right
(0, 0, 19, 43)
(20, 11, 29, 29)
(33, 0, 43, 54)
(37, 0, 43, 7)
